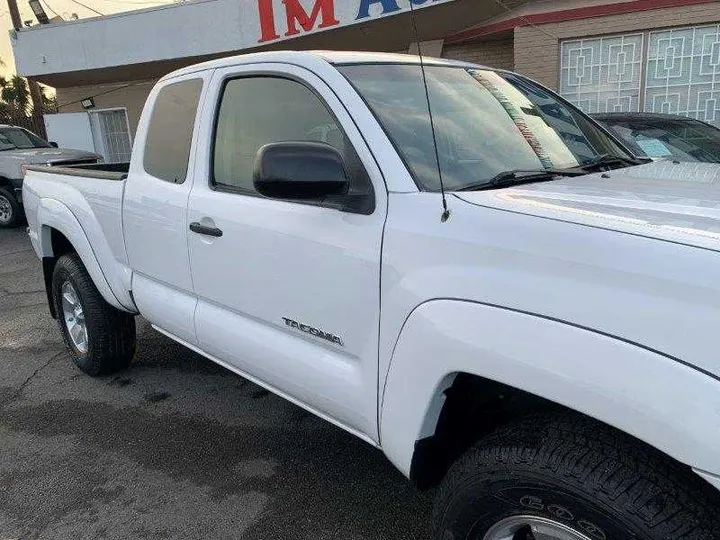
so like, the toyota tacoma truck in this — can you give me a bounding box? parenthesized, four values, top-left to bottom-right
(23, 51, 720, 540)
(0, 124, 101, 228)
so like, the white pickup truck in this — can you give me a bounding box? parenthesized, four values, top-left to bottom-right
(23, 51, 720, 540)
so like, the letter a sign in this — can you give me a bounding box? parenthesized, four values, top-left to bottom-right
(256, 0, 453, 44)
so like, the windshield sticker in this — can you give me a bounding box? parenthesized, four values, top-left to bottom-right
(636, 138, 672, 157)
(469, 69, 555, 169)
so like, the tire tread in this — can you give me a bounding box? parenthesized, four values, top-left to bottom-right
(434, 412, 720, 540)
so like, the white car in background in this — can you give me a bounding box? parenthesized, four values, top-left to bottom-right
(0, 124, 101, 228)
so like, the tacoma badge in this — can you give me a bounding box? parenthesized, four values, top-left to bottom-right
(282, 317, 344, 346)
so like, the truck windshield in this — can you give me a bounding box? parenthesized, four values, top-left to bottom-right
(0, 127, 51, 151)
(338, 63, 632, 191)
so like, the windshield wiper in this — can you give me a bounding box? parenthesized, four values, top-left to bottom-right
(579, 153, 645, 170)
(457, 168, 587, 192)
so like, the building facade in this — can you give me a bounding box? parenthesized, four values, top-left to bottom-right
(10, 0, 720, 160)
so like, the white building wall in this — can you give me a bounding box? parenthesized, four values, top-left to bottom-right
(12, 0, 453, 78)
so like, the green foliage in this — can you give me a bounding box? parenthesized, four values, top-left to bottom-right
(2, 75, 31, 116)
(0, 73, 48, 118)
(41, 87, 58, 114)
(0, 101, 12, 120)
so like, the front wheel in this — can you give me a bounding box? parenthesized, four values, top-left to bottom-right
(434, 413, 720, 540)
(52, 253, 136, 376)
(0, 186, 21, 228)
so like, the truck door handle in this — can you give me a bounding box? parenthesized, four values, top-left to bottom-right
(189, 222, 223, 237)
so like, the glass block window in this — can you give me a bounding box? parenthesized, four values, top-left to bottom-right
(559, 25, 720, 127)
(645, 25, 720, 124)
(560, 34, 644, 114)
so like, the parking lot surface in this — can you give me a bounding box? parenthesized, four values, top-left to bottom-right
(0, 227, 432, 540)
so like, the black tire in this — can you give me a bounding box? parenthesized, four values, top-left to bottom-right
(52, 253, 136, 376)
(434, 412, 720, 540)
(0, 186, 21, 228)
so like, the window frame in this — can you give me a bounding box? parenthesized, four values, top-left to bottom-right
(208, 72, 375, 213)
(142, 77, 204, 185)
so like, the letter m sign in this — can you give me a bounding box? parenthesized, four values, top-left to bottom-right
(258, 0, 340, 43)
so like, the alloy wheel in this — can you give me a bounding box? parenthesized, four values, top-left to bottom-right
(61, 281, 89, 353)
(483, 515, 593, 540)
(0, 195, 12, 224)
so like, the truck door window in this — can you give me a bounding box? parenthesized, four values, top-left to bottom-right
(143, 78, 203, 184)
(212, 76, 354, 195)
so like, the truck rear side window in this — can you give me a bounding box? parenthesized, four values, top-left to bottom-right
(143, 78, 203, 184)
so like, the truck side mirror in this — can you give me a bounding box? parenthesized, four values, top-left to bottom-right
(253, 141, 349, 200)
(49, 141, 59, 148)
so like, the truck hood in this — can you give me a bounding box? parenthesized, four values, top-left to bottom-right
(455, 161, 720, 252)
(4, 147, 100, 164)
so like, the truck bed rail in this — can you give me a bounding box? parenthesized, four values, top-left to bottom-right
(26, 162, 129, 181)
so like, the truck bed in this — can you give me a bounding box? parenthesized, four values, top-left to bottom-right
(23, 163, 132, 312)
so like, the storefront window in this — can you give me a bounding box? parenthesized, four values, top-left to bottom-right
(645, 25, 720, 123)
(560, 34, 643, 114)
(560, 24, 720, 126)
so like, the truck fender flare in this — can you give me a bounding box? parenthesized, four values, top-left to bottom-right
(36, 198, 130, 312)
(380, 299, 720, 480)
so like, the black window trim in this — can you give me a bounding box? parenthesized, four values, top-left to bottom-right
(209, 71, 375, 215)
(142, 76, 204, 185)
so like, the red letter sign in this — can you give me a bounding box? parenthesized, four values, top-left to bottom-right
(283, 0, 339, 37)
(258, 0, 280, 43)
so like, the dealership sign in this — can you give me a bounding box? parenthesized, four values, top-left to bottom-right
(11, 0, 455, 78)
(256, 0, 454, 43)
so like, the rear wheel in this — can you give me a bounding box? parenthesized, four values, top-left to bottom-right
(434, 412, 720, 540)
(0, 186, 20, 228)
(52, 253, 136, 376)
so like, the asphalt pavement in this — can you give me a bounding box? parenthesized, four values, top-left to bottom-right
(0, 226, 432, 540)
